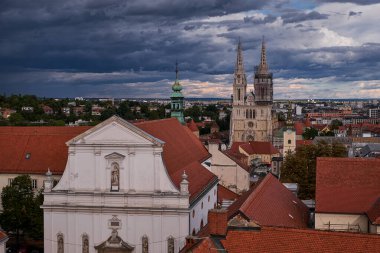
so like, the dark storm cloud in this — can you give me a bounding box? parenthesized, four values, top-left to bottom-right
(269, 44, 380, 81)
(348, 11, 362, 17)
(281, 11, 329, 23)
(243, 15, 277, 25)
(316, 0, 379, 5)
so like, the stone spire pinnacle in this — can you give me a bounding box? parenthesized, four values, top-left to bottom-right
(235, 38, 245, 74)
(175, 60, 179, 80)
(258, 36, 269, 74)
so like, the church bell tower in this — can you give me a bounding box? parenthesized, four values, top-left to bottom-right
(170, 62, 185, 124)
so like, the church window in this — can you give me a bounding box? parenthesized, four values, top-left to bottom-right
(200, 219, 204, 228)
(288, 140, 291, 144)
(214, 189, 216, 196)
(248, 122, 253, 128)
(57, 233, 64, 253)
(201, 202, 203, 209)
(252, 110, 255, 119)
(246, 109, 249, 119)
(208, 195, 210, 202)
(32, 179, 37, 189)
(238, 89, 241, 100)
(192, 229, 196, 236)
(111, 162, 120, 192)
(82, 234, 89, 253)
(192, 210, 195, 218)
(167, 236, 174, 253)
(142, 235, 149, 253)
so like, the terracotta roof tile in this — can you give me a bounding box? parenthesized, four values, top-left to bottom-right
(221, 226, 380, 253)
(367, 198, 380, 225)
(0, 126, 91, 174)
(135, 118, 217, 203)
(296, 140, 313, 147)
(294, 122, 304, 135)
(232, 141, 279, 155)
(186, 119, 198, 132)
(228, 174, 309, 228)
(316, 157, 380, 214)
(217, 184, 239, 204)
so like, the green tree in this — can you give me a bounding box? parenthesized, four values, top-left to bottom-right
(302, 127, 318, 140)
(280, 141, 347, 199)
(0, 175, 35, 248)
(330, 119, 343, 130)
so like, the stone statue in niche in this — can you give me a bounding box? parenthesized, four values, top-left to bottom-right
(57, 234, 64, 253)
(82, 235, 89, 253)
(142, 235, 148, 253)
(111, 162, 119, 191)
(168, 236, 174, 253)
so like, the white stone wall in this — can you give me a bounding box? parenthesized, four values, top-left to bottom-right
(189, 183, 218, 235)
(208, 143, 249, 193)
(315, 213, 369, 233)
(44, 210, 189, 253)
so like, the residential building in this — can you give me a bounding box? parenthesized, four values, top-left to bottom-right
(315, 157, 380, 234)
(207, 140, 250, 194)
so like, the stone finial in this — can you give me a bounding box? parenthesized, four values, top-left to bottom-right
(44, 168, 54, 192)
(180, 170, 189, 195)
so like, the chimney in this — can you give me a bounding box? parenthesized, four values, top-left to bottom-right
(208, 209, 228, 236)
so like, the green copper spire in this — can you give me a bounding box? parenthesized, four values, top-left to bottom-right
(170, 61, 185, 124)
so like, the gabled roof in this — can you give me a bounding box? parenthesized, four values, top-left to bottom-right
(239, 141, 279, 155)
(227, 174, 309, 228)
(316, 157, 380, 214)
(68, 115, 164, 146)
(217, 184, 239, 204)
(220, 226, 380, 253)
(0, 230, 8, 243)
(294, 122, 304, 135)
(135, 118, 217, 203)
(0, 126, 91, 174)
(367, 198, 380, 225)
(296, 140, 313, 147)
(186, 119, 198, 132)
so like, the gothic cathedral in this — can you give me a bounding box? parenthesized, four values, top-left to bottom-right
(230, 39, 277, 144)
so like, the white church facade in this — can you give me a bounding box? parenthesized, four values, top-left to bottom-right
(43, 116, 218, 253)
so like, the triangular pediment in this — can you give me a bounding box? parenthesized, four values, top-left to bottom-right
(104, 152, 125, 160)
(67, 116, 164, 146)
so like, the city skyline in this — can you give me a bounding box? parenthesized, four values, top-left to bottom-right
(1, 0, 380, 99)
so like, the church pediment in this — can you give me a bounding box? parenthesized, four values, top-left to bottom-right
(95, 231, 134, 253)
(104, 152, 126, 160)
(67, 116, 164, 146)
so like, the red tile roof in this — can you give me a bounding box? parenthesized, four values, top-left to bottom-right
(227, 174, 309, 228)
(221, 226, 380, 253)
(135, 118, 217, 203)
(294, 122, 304, 135)
(0, 126, 91, 174)
(221, 150, 250, 172)
(239, 141, 280, 155)
(316, 157, 380, 214)
(217, 184, 239, 204)
(186, 119, 198, 132)
(296, 139, 313, 147)
(0, 230, 7, 242)
(367, 198, 380, 225)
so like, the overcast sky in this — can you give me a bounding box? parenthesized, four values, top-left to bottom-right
(1, 0, 380, 99)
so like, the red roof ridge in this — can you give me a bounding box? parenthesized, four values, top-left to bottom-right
(134, 117, 176, 125)
(240, 174, 273, 212)
(261, 226, 380, 238)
